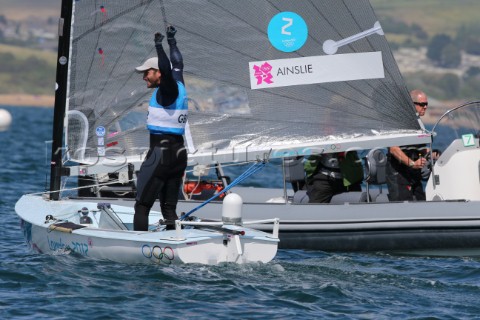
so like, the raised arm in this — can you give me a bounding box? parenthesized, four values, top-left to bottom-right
(166, 26, 184, 85)
(154, 32, 178, 107)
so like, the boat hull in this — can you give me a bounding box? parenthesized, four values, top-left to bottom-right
(16, 195, 278, 265)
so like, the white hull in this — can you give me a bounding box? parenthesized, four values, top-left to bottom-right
(16, 195, 279, 265)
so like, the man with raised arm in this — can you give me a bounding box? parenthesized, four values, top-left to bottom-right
(133, 26, 188, 231)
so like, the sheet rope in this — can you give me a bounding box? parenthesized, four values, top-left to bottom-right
(180, 161, 267, 220)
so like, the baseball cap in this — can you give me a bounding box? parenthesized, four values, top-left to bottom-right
(135, 57, 158, 72)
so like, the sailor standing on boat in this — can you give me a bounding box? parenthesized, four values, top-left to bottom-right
(133, 26, 188, 231)
(386, 89, 428, 201)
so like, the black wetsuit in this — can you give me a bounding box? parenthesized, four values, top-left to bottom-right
(386, 144, 427, 201)
(133, 35, 187, 231)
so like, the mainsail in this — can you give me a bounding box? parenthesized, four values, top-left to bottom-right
(64, 0, 429, 167)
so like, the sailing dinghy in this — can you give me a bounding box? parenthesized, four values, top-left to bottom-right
(17, 194, 279, 265)
(15, 0, 280, 265)
(15, 0, 480, 256)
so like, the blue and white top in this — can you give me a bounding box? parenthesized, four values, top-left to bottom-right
(147, 81, 188, 135)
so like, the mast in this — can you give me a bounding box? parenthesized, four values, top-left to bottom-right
(49, 0, 73, 200)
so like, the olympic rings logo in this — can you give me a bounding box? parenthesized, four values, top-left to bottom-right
(142, 244, 175, 264)
(330, 144, 341, 150)
(178, 114, 188, 123)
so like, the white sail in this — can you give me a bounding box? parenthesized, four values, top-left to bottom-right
(64, 0, 430, 167)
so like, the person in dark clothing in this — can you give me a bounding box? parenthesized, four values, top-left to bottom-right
(305, 152, 363, 203)
(133, 26, 188, 231)
(386, 89, 429, 201)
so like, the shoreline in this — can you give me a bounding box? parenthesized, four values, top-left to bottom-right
(0, 94, 54, 108)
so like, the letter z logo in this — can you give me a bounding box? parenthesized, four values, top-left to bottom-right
(281, 17, 293, 35)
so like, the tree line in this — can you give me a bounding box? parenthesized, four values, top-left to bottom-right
(0, 52, 55, 95)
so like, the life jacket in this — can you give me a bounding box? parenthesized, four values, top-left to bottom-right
(184, 181, 223, 195)
(147, 81, 188, 135)
(305, 152, 363, 187)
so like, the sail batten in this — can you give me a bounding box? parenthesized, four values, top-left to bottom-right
(65, 0, 427, 167)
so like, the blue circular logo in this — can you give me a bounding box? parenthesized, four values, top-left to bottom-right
(268, 12, 308, 53)
(96, 126, 106, 137)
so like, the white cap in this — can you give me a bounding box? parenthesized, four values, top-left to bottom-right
(135, 57, 158, 72)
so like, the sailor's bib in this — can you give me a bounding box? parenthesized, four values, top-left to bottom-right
(147, 82, 188, 135)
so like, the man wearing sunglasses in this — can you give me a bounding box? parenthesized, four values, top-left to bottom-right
(386, 89, 429, 201)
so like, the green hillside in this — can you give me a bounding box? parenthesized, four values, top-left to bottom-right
(0, 44, 56, 95)
(371, 0, 480, 37)
(1, 0, 59, 20)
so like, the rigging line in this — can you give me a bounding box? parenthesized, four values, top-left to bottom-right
(28, 176, 137, 196)
(36, 165, 262, 198)
(180, 161, 267, 220)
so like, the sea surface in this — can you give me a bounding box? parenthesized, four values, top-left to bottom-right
(2, 106, 480, 319)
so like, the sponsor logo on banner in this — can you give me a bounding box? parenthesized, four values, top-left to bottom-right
(253, 62, 274, 85)
(249, 52, 384, 90)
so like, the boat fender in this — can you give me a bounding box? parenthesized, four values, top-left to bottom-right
(0, 109, 12, 131)
(222, 193, 243, 225)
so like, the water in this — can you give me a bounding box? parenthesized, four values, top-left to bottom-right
(2, 106, 480, 319)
